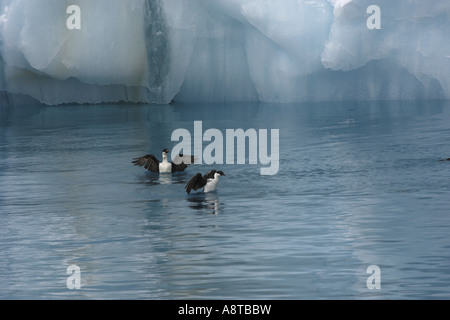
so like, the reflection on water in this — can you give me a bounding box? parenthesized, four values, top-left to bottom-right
(135, 172, 187, 186)
(187, 193, 221, 215)
(1, 100, 450, 299)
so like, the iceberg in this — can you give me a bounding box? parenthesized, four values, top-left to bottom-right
(0, 0, 173, 104)
(0, 0, 449, 105)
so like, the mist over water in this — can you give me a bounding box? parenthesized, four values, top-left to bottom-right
(1, 100, 450, 299)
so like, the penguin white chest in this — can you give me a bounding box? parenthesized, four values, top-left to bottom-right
(159, 161, 172, 173)
(203, 178, 219, 193)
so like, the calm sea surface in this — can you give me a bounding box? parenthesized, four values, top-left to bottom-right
(1, 100, 450, 299)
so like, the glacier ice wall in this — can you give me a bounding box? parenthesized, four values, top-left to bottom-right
(0, 0, 174, 104)
(0, 0, 449, 105)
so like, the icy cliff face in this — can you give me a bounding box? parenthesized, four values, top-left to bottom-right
(323, 0, 450, 100)
(0, 0, 449, 105)
(0, 0, 173, 104)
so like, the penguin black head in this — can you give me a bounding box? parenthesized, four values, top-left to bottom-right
(162, 149, 170, 154)
(217, 171, 226, 176)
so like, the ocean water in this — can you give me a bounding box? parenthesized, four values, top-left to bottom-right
(1, 100, 450, 300)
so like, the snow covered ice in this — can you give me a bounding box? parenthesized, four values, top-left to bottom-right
(0, 0, 449, 105)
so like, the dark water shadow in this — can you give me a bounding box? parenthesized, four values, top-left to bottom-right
(186, 193, 221, 215)
(135, 171, 191, 187)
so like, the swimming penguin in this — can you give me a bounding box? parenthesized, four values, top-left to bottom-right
(185, 170, 226, 194)
(132, 149, 195, 173)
